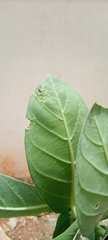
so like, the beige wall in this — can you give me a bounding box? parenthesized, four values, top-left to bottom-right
(0, 0, 108, 179)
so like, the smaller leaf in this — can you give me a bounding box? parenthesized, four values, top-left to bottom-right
(53, 210, 75, 238)
(53, 220, 80, 240)
(0, 174, 51, 218)
(102, 228, 108, 240)
(95, 223, 106, 240)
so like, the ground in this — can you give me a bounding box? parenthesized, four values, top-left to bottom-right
(0, 213, 58, 240)
(0, 211, 108, 240)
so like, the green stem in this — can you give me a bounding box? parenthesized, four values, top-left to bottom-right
(95, 223, 106, 237)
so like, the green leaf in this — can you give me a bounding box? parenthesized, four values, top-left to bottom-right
(102, 228, 108, 240)
(53, 220, 80, 240)
(53, 210, 75, 238)
(25, 75, 88, 213)
(75, 103, 108, 238)
(0, 174, 51, 218)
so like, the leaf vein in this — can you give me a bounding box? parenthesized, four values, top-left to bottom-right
(29, 156, 71, 183)
(94, 117, 108, 165)
(29, 133, 71, 164)
(1, 177, 28, 207)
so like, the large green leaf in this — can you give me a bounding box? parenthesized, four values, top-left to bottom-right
(75, 103, 108, 238)
(25, 75, 88, 213)
(53, 220, 80, 240)
(0, 174, 51, 218)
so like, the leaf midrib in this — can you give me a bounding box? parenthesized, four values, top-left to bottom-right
(51, 80, 75, 211)
(0, 204, 48, 211)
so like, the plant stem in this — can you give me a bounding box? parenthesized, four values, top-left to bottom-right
(95, 223, 106, 237)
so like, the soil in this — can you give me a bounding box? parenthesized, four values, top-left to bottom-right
(0, 213, 58, 240)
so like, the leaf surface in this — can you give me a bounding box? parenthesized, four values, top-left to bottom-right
(0, 174, 51, 218)
(53, 210, 73, 238)
(25, 75, 88, 212)
(75, 104, 108, 238)
(53, 220, 80, 240)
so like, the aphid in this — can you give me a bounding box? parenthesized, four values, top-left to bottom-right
(35, 85, 47, 102)
(37, 85, 45, 95)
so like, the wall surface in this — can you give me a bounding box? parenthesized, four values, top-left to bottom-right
(0, 0, 108, 179)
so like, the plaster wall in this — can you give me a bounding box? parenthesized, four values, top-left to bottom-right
(0, 0, 108, 179)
